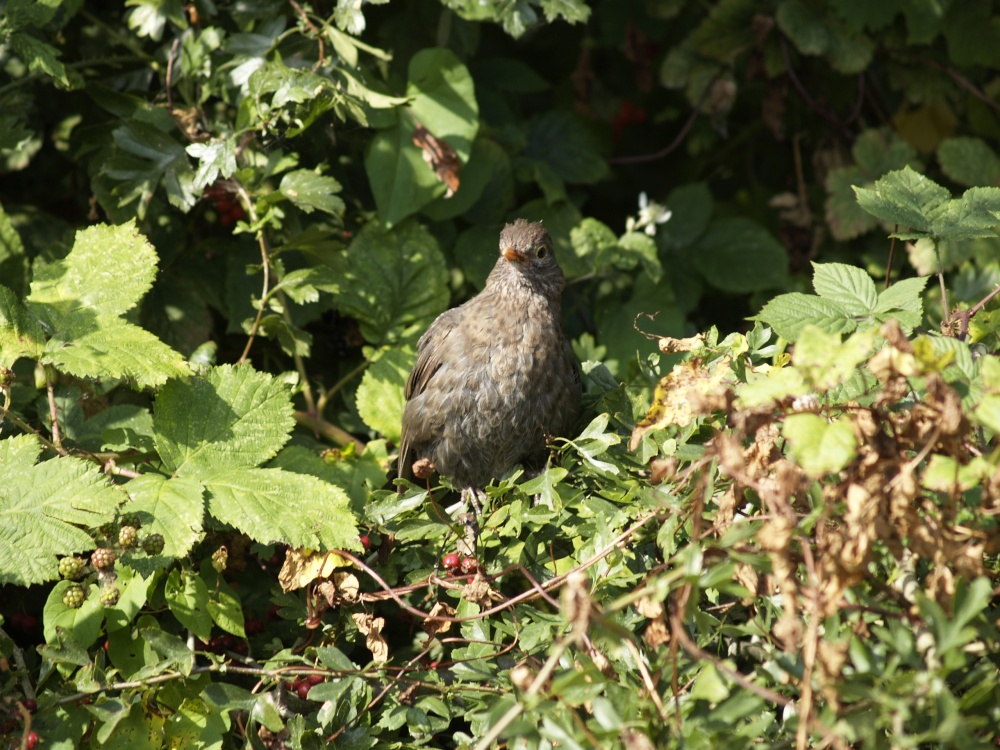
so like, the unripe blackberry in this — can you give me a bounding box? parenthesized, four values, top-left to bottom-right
(58, 556, 86, 580)
(143, 533, 165, 556)
(91, 548, 116, 570)
(63, 583, 86, 609)
(119, 513, 141, 529)
(211, 546, 228, 573)
(100, 586, 120, 606)
(118, 525, 138, 549)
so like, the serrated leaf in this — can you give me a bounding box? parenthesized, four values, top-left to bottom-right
(753, 293, 855, 341)
(782, 413, 857, 478)
(269, 445, 387, 512)
(356, 346, 415, 443)
(104, 118, 198, 216)
(0, 435, 122, 586)
(338, 221, 449, 344)
(202, 467, 359, 551)
(874, 276, 928, 317)
(124, 474, 204, 560)
(44, 320, 191, 388)
(44, 582, 104, 649)
(278, 170, 345, 216)
(811, 262, 878, 315)
(153, 365, 296, 475)
(689, 218, 788, 293)
(852, 166, 949, 235)
(186, 139, 238, 192)
(0, 285, 44, 368)
(938, 137, 1000, 187)
(10, 32, 70, 87)
(27, 221, 158, 327)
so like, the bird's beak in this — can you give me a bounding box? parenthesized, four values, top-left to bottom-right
(503, 246, 527, 263)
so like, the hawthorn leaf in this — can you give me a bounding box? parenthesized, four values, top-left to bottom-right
(356, 346, 415, 443)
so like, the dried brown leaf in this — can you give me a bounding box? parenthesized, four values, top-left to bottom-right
(352, 613, 389, 663)
(412, 125, 460, 198)
(278, 549, 349, 592)
(424, 601, 456, 637)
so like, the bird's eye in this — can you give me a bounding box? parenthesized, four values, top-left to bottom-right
(535, 246, 548, 259)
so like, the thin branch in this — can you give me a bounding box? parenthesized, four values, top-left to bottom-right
(609, 72, 722, 165)
(293, 411, 365, 450)
(289, 0, 326, 65)
(46, 377, 66, 455)
(921, 56, 1000, 114)
(317, 357, 371, 412)
(780, 36, 852, 139)
(234, 182, 269, 365)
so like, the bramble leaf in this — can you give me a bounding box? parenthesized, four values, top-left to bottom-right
(0, 435, 122, 586)
(153, 365, 295, 476)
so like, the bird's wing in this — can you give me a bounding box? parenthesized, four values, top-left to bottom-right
(404, 306, 462, 400)
(397, 307, 462, 484)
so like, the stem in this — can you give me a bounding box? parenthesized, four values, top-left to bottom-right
(46, 376, 65, 454)
(317, 357, 371, 412)
(935, 240, 950, 324)
(235, 182, 270, 365)
(294, 411, 365, 450)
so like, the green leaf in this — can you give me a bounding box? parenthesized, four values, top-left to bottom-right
(141, 627, 195, 676)
(873, 276, 928, 331)
(202, 562, 246, 638)
(44, 581, 104, 649)
(27, 221, 158, 327)
(753, 293, 855, 341)
(938, 137, 1000, 187)
(689, 218, 789, 293)
(10, 31, 71, 87)
(365, 48, 478, 226)
(0, 285, 44, 368)
(661, 182, 713, 249)
(338, 221, 450, 344)
(523, 111, 609, 185)
(852, 166, 948, 235)
(356, 347, 415, 443)
(44, 320, 192, 388)
(0, 201, 27, 297)
(278, 170, 345, 216)
(186, 139, 238, 192)
(164, 567, 213, 641)
(825, 167, 879, 241)
(0, 435, 122, 586)
(782, 413, 857, 477)
(270, 444, 387, 512)
(124, 474, 204, 561)
(104, 118, 198, 216)
(690, 662, 730, 704)
(811, 262, 878, 316)
(794, 326, 875, 391)
(153, 365, 296, 476)
(202, 468, 359, 551)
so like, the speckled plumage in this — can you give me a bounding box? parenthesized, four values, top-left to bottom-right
(398, 219, 581, 489)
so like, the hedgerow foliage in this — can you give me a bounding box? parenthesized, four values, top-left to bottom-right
(1, 1, 998, 748)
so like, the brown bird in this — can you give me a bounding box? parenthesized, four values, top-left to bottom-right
(397, 219, 581, 505)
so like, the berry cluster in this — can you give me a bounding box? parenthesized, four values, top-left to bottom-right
(284, 672, 325, 700)
(204, 182, 246, 227)
(441, 552, 478, 576)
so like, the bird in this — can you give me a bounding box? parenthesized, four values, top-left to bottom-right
(397, 219, 581, 508)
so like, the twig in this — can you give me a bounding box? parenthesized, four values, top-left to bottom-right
(471, 638, 571, 750)
(235, 182, 269, 365)
(957, 283, 1000, 341)
(318, 358, 371, 412)
(289, 0, 325, 65)
(780, 36, 853, 139)
(623, 638, 669, 722)
(921, 56, 1000, 113)
(46, 377, 65, 454)
(884, 232, 897, 290)
(609, 73, 722, 165)
(293, 411, 364, 450)
(796, 542, 821, 750)
(165, 37, 180, 112)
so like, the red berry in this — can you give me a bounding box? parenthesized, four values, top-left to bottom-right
(215, 197, 233, 213)
(22, 698, 37, 713)
(266, 604, 282, 621)
(359, 535, 370, 551)
(219, 212, 235, 228)
(245, 618, 264, 635)
(306, 673, 324, 685)
(442, 552, 460, 570)
(460, 557, 478, 574)
(296, 681, 313, 699)
(26, 731, 39, 749)
(230, 203, 246, 221)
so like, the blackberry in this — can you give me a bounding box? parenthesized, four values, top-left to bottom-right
(63, 583, 86, 609)
(119, 513, 141, 529)
(118, 525, 138, 549)
(58, 556, 86, 580)
(91, 548, 116, 570)
(100, 586, 120, 606)
(142, 533, 165, 556)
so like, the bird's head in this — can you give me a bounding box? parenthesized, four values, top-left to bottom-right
(494, 219, 564, 297)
